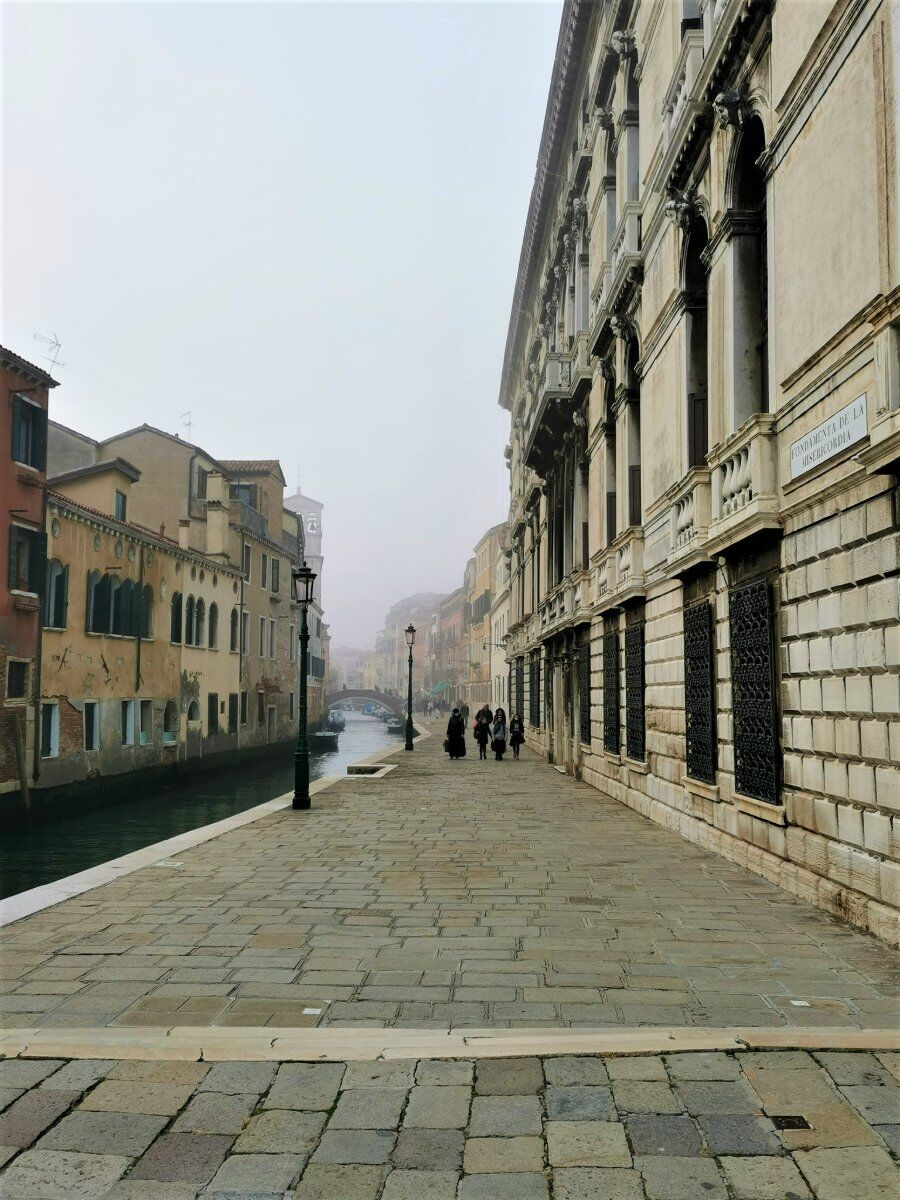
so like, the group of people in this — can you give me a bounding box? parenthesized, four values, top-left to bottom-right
(444, 702, 524, 761)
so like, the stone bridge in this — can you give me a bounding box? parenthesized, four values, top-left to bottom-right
(326, 688, 405, 718)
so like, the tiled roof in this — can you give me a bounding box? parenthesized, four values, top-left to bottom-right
(1, 345, 60, 387)
(220, 459, 286, 482)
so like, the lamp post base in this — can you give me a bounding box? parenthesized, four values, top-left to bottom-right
(292, 794, 310, 810)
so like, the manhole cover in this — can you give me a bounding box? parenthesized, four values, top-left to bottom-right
(770, 1115, 811, 1130)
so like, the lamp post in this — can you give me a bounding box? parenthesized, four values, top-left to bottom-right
(404, 623, 416, 751)
(291, 561, 317, 810)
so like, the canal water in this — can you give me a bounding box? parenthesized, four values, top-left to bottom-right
(0, 712, 397, 901)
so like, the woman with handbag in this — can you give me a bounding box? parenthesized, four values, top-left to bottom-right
(509, 712, 524, 759)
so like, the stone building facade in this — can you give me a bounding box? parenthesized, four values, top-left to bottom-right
(463, 524, 506, 709)
(501, 0, 899, 943)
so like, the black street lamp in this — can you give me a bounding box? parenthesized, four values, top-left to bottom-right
(291, 561, 317, 810)
(404, 623, 416, 751)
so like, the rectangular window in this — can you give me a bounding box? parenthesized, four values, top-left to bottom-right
(121, 699, 135, 746)
(115, 491, 127, 522)
(529, 651, 540, 727)
(259, 617, 265, 656)
(228, 693, 238, 734)
(602, 625, 619, 754)
(6, 660, 28, 700)
(230, 482, 258, 508)
(257, 691, 265, 724)
(270, 558, 280, 594)
(139, 698, 153, 745)
(730, 580, 780, 805)
(11, 394, 47, 471)
(241, 611, 249, 654)
(269, 619, 276, 658)
(684, 600, 717, 784)
(208, 692, 219, 734)
(579, 639, 592, 744)
(289, 692, 295, 721)
(8, 524, 46, 595)
(83, 701, 99, 751)
(625, 621, 645, 762)
(289, 624, 296, 662)
(240, 690, 248, 725)
(41, 702, 59, 758)
(261, 553, 268, 589)
(195, 466, 208, 499)
(242, 543, 251, 581)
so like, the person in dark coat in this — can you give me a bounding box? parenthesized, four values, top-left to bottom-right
(476, 704, 494, 728)
(460, 702, 470, 726)
(446, 708, 466, 759)
(473, 715, 491, 760)
(492, 708, 508, 761)
(509, 712, 525, 759)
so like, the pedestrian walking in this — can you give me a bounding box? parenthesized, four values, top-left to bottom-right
(473, 715, 491, 760)
(445, 708, 466, 759)
(476, 703, 494, 729)
(510, 712, 524, 759)
(492, 707, 508, 761)
(460, 701, 470, 727)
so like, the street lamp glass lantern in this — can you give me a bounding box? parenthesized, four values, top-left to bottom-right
(292, 562, 317, 605)
(405, 623, 416, 647)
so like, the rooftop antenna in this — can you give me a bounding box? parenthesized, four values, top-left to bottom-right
(33, 332, 67, 373)
(180, 411, 193, 441)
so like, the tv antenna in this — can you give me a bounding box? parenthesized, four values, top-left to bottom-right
(180, 411, 193, 441)
(33, 332, 67, 373)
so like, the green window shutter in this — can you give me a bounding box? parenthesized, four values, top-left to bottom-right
(8, 527, 18, 589)
(34, 408, 47, 472)
(29, 531, 47, 595)
(94, 574, 112, 633)
(11, 395, 22, 462)
(60, 565, 69, 628)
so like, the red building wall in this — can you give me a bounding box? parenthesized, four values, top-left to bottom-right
(1, 347, 57, 794)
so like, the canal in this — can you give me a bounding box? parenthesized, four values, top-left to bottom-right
(0, 712, 397, 901)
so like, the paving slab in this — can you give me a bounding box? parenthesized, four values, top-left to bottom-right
(0, 1147, 131, 1199)
(292, 1163, 386, 1200)
(380, 1168, 459, 1199)
(36, 1110, 167, 1157)
(552, 1167, 646, 1200)
(128, 1132, 233, 1184)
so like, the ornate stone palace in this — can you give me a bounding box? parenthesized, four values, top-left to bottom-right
(500, 0, 899, 943)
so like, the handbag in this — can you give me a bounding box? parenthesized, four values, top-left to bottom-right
(443, 738, 449, 751)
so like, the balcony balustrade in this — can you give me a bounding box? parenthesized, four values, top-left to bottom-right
(666, 466, 713, 576)
(606, 205, 642, 313)
(705, 413, 780, 554)
(231, 498, 269, 540)
(594, 526, 646, 611)
(650, 29, 708, 194)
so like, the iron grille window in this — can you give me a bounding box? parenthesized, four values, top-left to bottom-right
(515, 657, 524, 718)
(684, 600, 716, 783)
(578, 638, 591, 744)
(208, 693, 219, 735)
(625, 623, 645, 760)
(729, 579, 779, 805)
(602, 629, 619, 753)
(544, 649, 553, 728)
(529, 652, 540, 727)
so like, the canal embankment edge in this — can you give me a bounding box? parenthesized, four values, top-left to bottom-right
(0, 1024, 897, 1063)
(0, 722, 427, 928)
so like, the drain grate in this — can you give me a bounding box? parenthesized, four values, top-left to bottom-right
(770, 1115, 811, 1130)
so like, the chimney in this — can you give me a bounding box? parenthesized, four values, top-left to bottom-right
(178, 518, 191, 550)
(205, 471, 229, 558)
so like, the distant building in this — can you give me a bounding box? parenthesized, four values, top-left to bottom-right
(1, 347, 58, 799)
(463, 524, 505, 709)
(375, 593, 446, 699)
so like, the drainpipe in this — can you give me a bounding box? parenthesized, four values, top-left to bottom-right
(31, 481, 48, 793)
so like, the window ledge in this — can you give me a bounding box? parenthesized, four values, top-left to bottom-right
(42, 625, 66, 633)
(733, 791, 786, 824)
(603, 749, 623, 765)
(626, 757, 649, 775)
(682, 774, 720, 802)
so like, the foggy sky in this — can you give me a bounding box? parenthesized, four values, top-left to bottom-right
(2, 1, 561, 647)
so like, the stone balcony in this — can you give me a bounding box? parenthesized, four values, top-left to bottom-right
(606, 204, 642, 312)
(649, 28, 709, 194)
(523, 338, 592, 475)
(594, 526, 646, 612)
(538, 570, 591, 637)
(705, 413, 780, 555)
(666, 466, 713, 577)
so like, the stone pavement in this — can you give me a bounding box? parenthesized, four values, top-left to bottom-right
(0, 725, 897, 1031)
(0, 1047, 898, 1198)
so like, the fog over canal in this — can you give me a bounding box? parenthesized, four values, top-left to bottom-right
(1, 713, 396, 900)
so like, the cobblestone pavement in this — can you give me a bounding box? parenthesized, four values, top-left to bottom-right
(1, 728, 897, 1031)
(0, 1048, 898, 1198)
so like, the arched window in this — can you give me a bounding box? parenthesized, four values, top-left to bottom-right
(230, 606, 239, 652)
(683, 218, 710, 467)
(170, 591, 183, 644)
(163, 699, 179, 744)
(208, 602, 218, 649)
(604, 369, 618, 545)
(141, 580, 153, 638)
(195, 598, 206, 647)
(185, 595, 196, 646)
(728, 115, 768, 424)
(624, 336, 642, 526)
(86, 570, 106, 633)
(43, 559, 68, 629)
(187, 699, 201, 721)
